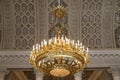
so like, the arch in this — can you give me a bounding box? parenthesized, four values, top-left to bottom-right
(115, 26, 120, 48)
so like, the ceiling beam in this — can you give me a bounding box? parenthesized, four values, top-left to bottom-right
(13, 71, 28, 80)
(88, 71, 103, 80)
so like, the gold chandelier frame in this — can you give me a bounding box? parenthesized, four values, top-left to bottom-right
(29, 0, 89, 77)
(30, 35, 89, 77)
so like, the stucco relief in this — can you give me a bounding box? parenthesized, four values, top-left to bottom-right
(14, 0, 36, 49)
(81, 0, 103, 49)
(0, 0, 118, 50)
(0, 49, 120, 68)
(114, 0, 120, 48)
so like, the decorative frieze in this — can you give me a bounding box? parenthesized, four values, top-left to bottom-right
(0, 51, 31, 68)
(0, 50, 120, 68)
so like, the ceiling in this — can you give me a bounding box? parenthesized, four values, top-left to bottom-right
(0, 0, 120, 50)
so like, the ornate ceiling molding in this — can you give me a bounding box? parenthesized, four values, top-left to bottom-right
(0, 49, 120, 68)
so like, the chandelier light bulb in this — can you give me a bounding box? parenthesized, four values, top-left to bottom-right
(33, 45, 35, 51)
(87, 48, 89, 53)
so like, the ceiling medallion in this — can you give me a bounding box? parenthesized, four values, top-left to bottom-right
(29, 0, 89, 77)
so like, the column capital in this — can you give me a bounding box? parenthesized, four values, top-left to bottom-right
(35, 70, 44, 80)
(34, 70, 44, 75)
(0, 66, 8, 80)
(74, 72, 82, 80)
(108, 66, 120, 80)
(108, 66, 120, 74)
(0, 66, 9, 75)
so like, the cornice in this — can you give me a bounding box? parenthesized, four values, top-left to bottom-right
(90, 49, 120, 57)
(0, 49, 120, 68)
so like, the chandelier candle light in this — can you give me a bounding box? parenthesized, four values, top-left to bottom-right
(29, 0, 89, 77)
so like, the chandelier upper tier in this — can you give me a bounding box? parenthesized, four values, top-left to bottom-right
(29, 0, 89, 77)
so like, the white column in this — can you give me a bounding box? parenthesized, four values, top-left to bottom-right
(0, 67, 7, 80)
(36, 70, 44, 80)
(74, 72, 82, 80)
(109, 67, 120, 80)
(0, 73, 6, 80)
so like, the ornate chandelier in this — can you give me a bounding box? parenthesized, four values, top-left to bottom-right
(29, 0, 89, 77)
